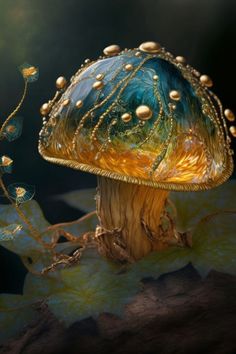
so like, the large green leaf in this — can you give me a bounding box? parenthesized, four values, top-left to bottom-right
(170, 180, 236, 231)
(23, 248, 140, 326)
(191, 212, 236, 276)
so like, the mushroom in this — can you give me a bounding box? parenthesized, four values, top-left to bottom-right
(38, 42, 234, 261)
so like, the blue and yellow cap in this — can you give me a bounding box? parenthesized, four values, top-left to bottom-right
(38, 42, 234, 191)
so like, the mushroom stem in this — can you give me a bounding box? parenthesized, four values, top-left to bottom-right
(96, 176, 172, 261)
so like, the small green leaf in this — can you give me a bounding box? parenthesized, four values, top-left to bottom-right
(54, 188, 96, 213)
(0, 200, 50, 255)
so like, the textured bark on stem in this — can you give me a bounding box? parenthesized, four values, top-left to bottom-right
(96, 176, 171, 261)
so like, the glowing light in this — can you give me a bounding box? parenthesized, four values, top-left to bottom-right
(7, 183, 35, 204)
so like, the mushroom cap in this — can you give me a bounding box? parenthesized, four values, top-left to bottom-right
(39, 46, 233, 191)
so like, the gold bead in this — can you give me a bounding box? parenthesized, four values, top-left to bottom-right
(224, 109, 235, 122)
(153, 75, 158, 80)
(229, 125, 236, 137)
(135, 105, 153, 121)
(56, 76, 67, 90)
(169, 90, 181, 101)
(84, 58, 90, 64)
(169, 103, 177, 110)
(193, 70, 201, 78)
(93, 81, 104, 90)
(176, 56, 186, 64)
(125, 64, 133, 71)
(139, 41, 161, 54)
(62, 98, 70, 106)
(135, 51, 141, 57)
(121, 113, 132, 123)
(76, 100, 83, 109)
(96, 73, 104, 81)
(40, 103, 50, 116)
(200, 75, 213, 87)
(103, 44, 121, 56)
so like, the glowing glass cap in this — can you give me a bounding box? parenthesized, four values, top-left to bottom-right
(39, 42, 234, 191)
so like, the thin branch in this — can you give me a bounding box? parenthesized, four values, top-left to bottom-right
(44, 210, 97, 232)
(0, 80, 28, 136)
(197, 209, 236, 226)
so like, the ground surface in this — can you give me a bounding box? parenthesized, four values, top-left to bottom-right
(1, 264, 236, 354)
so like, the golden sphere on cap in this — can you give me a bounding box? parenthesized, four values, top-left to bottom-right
(62, 98, 70, 106)
(200, 75, 213, 87)
(229, 125, 236, 137)
(169, 90, 181, 101)
(224, 109, 235, 122)
(176, 56, 186, 64)
(96, 73, 104, 81)
(76, 100, 83, 109)
(93, 81, 104, 90)
(169, 103, 177, 110)
(121, 112, 132, 123)
(103, 44, 121, 56)
(125, 64, 133, 71)
(135, 105, 153, 121)
(56, 76, 67, 90)
(139, 41, 161, 54)
(40, 103, 50, 116)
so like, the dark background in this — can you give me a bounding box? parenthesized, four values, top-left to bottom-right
(0, 0, 236, 293)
